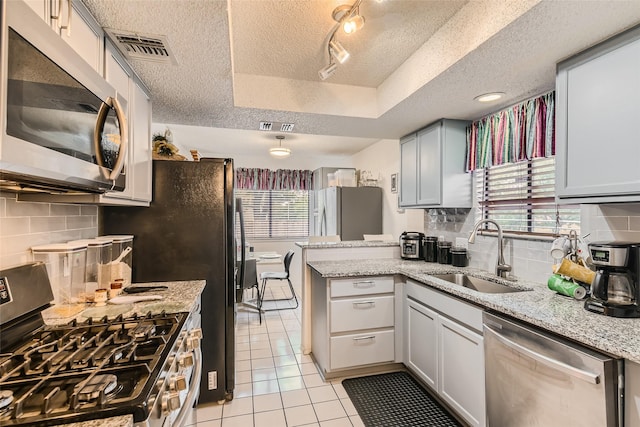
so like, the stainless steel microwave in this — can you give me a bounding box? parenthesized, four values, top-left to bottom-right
(0, 1, 127, 193)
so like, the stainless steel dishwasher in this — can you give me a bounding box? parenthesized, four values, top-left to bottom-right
(483, 312, 623, 427)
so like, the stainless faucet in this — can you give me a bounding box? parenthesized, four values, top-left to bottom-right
(468, 219, 511, 278)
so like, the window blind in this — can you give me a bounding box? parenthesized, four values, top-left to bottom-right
(236, 189, 309, 239)
(474, 157, 580, 236)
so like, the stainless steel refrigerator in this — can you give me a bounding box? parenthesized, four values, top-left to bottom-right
(316, 186, 383, 240)
(101, 158, 237, 403)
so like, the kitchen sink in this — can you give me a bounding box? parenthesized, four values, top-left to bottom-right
(431, 273, 526, 294)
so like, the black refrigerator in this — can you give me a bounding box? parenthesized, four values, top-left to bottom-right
(101, 158, 237, 403)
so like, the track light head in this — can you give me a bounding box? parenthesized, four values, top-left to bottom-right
(343, 13, 365, 34)
(329, 40, 350, 64)
(318, 62, 338, 80)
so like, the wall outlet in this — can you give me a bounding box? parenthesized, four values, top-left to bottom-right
(455, 237, 469, 249)
(208, 371, 218, 390)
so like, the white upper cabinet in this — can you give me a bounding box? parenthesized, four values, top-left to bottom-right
(555, 25, 640, 203)
(100, 40, 153, 206)
(23, 0, 104, 73)
(399, 119, 472, 208)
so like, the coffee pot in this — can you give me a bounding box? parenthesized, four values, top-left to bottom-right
(584, 242, 640, 318)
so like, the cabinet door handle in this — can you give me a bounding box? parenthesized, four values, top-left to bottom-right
(352, 301, 375, 308)
(352, 335, 375, 341)
(352, 280, 374, 287)
(59, 0, 72, 37)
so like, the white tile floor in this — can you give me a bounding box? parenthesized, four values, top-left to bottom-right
(188, 284, 365, 427)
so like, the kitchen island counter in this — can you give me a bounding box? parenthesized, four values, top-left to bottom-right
(43, 280, 205, 326)
(308, 258, 640, 364)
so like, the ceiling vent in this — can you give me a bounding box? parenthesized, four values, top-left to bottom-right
(280, 123, 295, 132)
(105, 28, 178, 65)
(259, 122, 295, 132)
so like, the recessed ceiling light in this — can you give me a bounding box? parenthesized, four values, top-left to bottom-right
(474, 92, 505, 102)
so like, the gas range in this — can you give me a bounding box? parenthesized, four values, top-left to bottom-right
(0, 263, 202, 427)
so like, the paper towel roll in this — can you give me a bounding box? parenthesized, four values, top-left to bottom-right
(554, 258, 595, 285)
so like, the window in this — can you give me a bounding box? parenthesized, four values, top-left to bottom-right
(236, 189, 309, 239)
(474, 157, 580, 236)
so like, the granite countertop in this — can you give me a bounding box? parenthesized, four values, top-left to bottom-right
(296, 240, 399, 249)
(58, 415, 132, 427)
(307, 258, 640, 364)
(43, 280, 205, 325)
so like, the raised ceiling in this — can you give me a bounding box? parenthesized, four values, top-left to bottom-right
(81, 0, 640, 156)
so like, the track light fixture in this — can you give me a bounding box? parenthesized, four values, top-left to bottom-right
(318, 0, 364, 81)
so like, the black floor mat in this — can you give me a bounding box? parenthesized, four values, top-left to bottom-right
(342, 371, 462, 427)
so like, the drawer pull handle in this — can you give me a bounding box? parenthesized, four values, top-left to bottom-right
(353, 281, 374, 287)
(352, 335, 376, 341)
(352, 301, 375, 308)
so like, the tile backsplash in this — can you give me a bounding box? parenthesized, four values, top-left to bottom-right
(424, 203, 640, 285)
(0, 192, 98, 269)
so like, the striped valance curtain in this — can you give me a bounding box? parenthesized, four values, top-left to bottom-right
(465, 91, 555, 172)
(235, 168, 313, 190)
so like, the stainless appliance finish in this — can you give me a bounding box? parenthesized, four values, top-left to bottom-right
(585, 242, 640, 318)
(1, 1, 127, 193)
(483, 312, 622, 427)
(0, 263, 201, 426)
(102, 158, 236, 403)
(315, 186, 382, 241)
(400, 231, 424, 260)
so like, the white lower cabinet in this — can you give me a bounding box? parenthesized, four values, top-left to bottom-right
(311, 273, 396, 377)
(628, 360, 640, 427)
(406, 299, 439, 390)
(404, 280, 486, 427)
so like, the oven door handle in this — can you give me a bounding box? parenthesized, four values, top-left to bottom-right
(172, 347, 202, 427)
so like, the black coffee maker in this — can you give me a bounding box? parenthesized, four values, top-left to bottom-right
(584, 242, 640, 318)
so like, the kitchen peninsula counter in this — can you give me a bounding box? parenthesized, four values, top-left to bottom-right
(43, 280, 205, 326)
(308, 258, 640, 364)
(296, 240, 400, 354)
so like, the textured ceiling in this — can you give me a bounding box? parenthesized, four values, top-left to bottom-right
(81, 0, 640, 157)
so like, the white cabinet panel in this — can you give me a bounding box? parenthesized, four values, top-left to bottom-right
(330, 296, 394, 333)
(405, 299, 438, 390)
(556, 25, 640, 203)
(439, 316, 485, 427)
(417, 125, 441, 205)
(330, 330, 395, 370)
(400, 134, 418, 206)
(627, 360, 640, 427)
(130, 81, 152, 202)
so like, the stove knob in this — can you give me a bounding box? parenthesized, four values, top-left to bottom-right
(178, 352, 194, 368)
(170, 374, 188, 391)
(161, 391, 181, 414)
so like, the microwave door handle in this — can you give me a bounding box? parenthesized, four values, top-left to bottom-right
(94, 102, 110, 179)
(109, 96, 128, 181)
(484, 325, 600, 384)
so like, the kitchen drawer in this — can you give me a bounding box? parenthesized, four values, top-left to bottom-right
(330, 295, 394, 333)
(330, 276, 394, 298)
(330, 329, 395, 370)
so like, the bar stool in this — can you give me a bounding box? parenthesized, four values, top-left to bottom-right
(257, 250, 297, 322)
